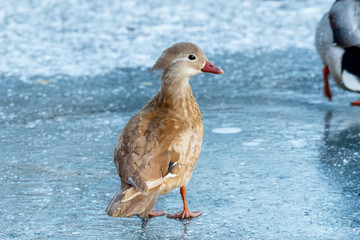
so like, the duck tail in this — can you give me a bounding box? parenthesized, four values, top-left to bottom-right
(106, 187, 160, 218)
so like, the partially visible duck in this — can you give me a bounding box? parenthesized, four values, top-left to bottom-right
(315, 0, 360, 106)
(106, 42, 224, 218)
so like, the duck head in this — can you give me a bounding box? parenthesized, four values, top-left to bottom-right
(152, 42, 224, 79)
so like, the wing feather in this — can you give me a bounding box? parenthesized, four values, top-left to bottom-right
(114, 109, 189, 193)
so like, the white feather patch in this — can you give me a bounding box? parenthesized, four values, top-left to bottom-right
(171, 57, 189, 64)
(342, 70, 360, 91)
(121, 173, 176, 203)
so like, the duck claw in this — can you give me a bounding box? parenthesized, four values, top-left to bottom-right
(148, 209, 166, 217)
(167, 210, 201, 219)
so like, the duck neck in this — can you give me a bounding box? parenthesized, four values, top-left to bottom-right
(159, 71, 196, 111)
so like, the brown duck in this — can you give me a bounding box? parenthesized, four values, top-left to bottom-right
(106, 42, 224, 219)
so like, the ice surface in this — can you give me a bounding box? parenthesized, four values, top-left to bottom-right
(242, 139, 263, 147)
(1, 0, 360, 239)
(0, 0, 331, 80)
(212, 127, 242, 134)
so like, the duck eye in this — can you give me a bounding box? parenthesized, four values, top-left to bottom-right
(188, 55, 196, 60)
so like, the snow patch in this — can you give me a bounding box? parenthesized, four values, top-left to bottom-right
(290, 139, 306, 148)
(0, 0, 331, 79)
(242, 139, 264, 146)
(212, 127, 242, 134)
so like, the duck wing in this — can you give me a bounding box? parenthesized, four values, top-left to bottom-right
(114, 109, 191, 194)
(330, 0, 360, 47)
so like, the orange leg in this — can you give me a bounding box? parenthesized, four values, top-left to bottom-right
(351, 99, 360, 106)
(148, 209, 165, 217)
(323, 66, 332, 101)
(167, 186, 201, 219)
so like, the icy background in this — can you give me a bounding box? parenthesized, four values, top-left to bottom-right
(1, 0, 360, 239)
(1, 0, 330, 79)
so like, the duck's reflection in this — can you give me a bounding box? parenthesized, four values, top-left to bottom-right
(141, 218, 149, 229)
(140, 217, 190, 240)
(183, 219, 189, 238)
(319, 110, 360, 228)
(320, 111, 360, 194)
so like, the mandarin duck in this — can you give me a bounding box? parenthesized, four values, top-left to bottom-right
(315, 0, 360, 106)
(106, 42, 224, 219)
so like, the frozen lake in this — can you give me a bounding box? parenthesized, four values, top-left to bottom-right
(1, 0, 360, 239)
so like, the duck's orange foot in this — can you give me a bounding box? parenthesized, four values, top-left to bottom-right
(167, 210, 201, 219)
(148, 209, 166, 218)
(351, 99, 360, 106)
